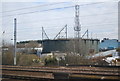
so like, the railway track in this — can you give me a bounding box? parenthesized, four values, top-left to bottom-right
(1, 65, 120, 81)
(2, 65, 120, 73)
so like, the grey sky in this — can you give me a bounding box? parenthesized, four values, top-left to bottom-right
(1, 0, 119, 43)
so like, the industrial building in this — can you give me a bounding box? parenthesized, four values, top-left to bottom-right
(42, 38, 99, 56)
(40, 5, 100, 57)
(99, 38, 119, 51)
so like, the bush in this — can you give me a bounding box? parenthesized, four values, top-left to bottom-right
(44, 56, 57, 66)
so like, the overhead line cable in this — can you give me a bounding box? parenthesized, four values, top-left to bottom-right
(2, 6, 74, 17)
(2, 11, 117, 26)
(14, 12, 117, 24)
(2, 2, 104, 17)
(1, 2, 103, 13)
(0, 2, 66, 13)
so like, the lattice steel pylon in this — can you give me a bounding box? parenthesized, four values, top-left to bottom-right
(74, 5, 81, 38)
(74, 5, 81, 55)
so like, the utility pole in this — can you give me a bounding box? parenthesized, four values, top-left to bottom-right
(14, 18, 17, 65)
(2, 31, 5, 55)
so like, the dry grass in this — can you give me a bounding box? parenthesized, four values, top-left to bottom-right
(2, 52, 42, 66)
(17, 53, 40, 66)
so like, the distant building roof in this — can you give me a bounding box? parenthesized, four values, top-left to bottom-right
(99, 39, 119, 50)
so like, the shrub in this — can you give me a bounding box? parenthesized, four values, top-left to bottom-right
(44, 56, 57, 66)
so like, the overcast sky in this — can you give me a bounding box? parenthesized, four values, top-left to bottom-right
(0, 0, 119, 43)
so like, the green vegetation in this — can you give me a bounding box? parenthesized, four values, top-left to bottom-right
(44, 56, 57, 66)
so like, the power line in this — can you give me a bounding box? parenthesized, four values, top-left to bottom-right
(2, 6, 74, 17)
(13, 18, 17, 65)
(1, 2, 104, 13)
(0, 2, 66, 13)
(2, 2, 104, 17)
